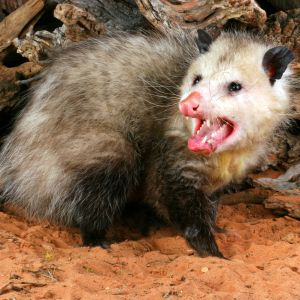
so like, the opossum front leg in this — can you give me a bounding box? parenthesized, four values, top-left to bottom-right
(175, 192, 222, 257)
(161, 171, 223, 257)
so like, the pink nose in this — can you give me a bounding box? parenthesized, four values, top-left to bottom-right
(179, 91, 201, 117)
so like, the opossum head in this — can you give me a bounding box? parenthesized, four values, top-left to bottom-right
(179, 30, 294, 155)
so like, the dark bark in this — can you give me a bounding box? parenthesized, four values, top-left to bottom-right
(57, 0, 151, 31)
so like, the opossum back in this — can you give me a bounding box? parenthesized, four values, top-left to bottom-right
(0, 31, 197, 223)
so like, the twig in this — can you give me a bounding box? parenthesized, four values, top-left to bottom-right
(0, 281, 46, 296)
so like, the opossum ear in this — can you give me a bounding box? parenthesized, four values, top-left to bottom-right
(263, 46, 294, 84)
(196, 29, 212, 53)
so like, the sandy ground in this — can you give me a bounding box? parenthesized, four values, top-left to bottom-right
(0, 202, 299, 300)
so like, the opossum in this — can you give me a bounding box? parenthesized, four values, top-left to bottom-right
(0, 30, 294, 257)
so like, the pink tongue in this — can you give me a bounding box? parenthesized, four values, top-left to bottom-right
(188, 122, 232, 154)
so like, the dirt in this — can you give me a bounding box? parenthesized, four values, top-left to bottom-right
(0, 203, 299, 300)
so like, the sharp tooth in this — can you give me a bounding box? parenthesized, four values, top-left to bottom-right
(207, 120, 210, 127)
(185, 117, 188, 120)
(211, 132, 216, 137)
(207, 139, 213, 145)
(202, 136, 207, 143)
(197, 130, 200, 134)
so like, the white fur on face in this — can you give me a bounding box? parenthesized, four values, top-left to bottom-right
(180, 33, 291, 153)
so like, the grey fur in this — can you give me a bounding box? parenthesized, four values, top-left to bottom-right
(0, 31, 292, 256)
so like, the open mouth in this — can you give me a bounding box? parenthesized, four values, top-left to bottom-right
(187, 117, 236, 154)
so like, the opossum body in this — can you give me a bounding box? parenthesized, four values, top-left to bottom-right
(0, 30, 293, 257)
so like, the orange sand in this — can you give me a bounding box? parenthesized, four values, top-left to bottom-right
(0, 203, 299, 299)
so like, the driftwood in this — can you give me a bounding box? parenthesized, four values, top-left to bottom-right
(0, 0, 30, 14)
(264, 194, 300, 219)
(135, 0, 266, 31)
(220, 164, 300, 219)
(0, 0, 44, 52)
(0, 62, 42, 106)
(56, 0, 150, 32)
(54, 3, 105, 42)
(254, 164, 300, 218)
(0, 0, 44, 113)
(0, 281, 46, 296)
(13, 27, 68, 64)
(220, 189, 272, 205)
(255, 163, 300, 191)
(12, 2, 107, 62)
(262, 9, 300, 60)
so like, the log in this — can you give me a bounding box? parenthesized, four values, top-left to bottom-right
(134, 0, 266, 31)
(0, 0, 30, 14)
(56, 0, 150, 32)
(220, 188, 272, 205)
(253, 164, 300, 218)
(255, 163, 300, 192)
(262, 10, 300, 61)
(266, 0, 300, 11)
(12, 1, 147, 64)
(0, 62, 42, 111)
(54, 3, 105, 42)
(13, 28, 69, 64)
(0, 0, 44, 52)
(12, 3, 107, 62)
(264, 194, 300, 219)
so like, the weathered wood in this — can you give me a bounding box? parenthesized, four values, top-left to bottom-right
(266, 0, 300, 11)
(0, 0, 44, 52)
(220, 189, 272, 205)
(0, 62, 42, 110)
(253, 164, 300, 218)
(255, 163, 300, 192)
(134, 0, 266, 31)
(56, 0, 150, 31)
(262, 10, 300, 61)
(13, 28, 69, 64)
(0, 0, 30, 14)
(13, 3, 107, 62)
(264, 193, 300, 219)
(54, 3, 105, 42)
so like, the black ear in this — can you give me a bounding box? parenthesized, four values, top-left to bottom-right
(196, 29, 212, 53)
(262, 46, 294, 84)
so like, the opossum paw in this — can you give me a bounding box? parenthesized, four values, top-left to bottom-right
(81, 229, 111, 249)
(83, 238, 112, 249)
(122, 202, 165, 236)
(184, 226, 225, 258)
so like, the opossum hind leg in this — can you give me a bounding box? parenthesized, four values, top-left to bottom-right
(67, 158, 141, 248)
(0, 194, 5, 211)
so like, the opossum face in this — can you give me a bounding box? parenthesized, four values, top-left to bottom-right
(179, 32, 293, 155)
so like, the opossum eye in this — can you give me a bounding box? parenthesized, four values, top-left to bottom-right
(228, 82, 242, 92)
(192, 75, 202, 86)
